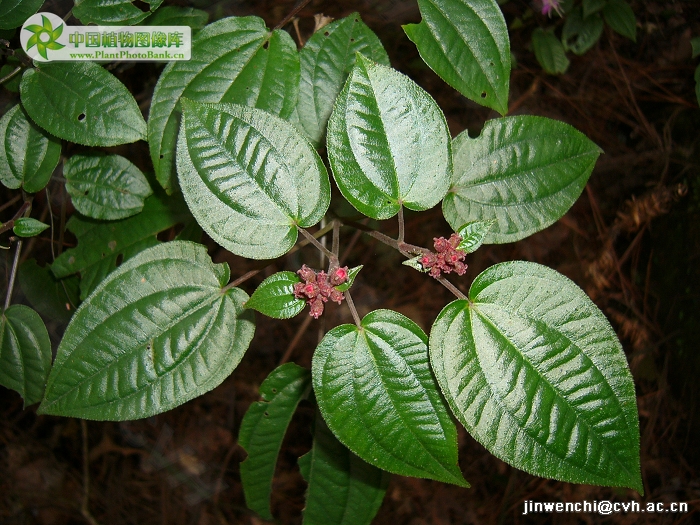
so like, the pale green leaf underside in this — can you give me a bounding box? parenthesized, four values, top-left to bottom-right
(443, 115, 601, 244)
(239, 363, 311, 520)
(312, 309, 467, 486)
(296, 12, 389, 146)
(302, 411, 389, 525)
(327, 54, 452, 220)
(64, 154, 153, 220)
(429, 261, 642, 492)
(20, 61, 147, 147)
(0, 104, 61, 193)
(404, 0, 510, 115)
(148, 16, 299, 193)
(73, 0, 164, 25)
(177, 100, 330, 260)
(0, 0, 44, 30)
(245, 271, 305, 319)
(0, 305, 51, 407)
(39, 241, 255, 420)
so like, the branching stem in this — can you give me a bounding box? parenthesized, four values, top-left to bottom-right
(344, 290, 362, 328)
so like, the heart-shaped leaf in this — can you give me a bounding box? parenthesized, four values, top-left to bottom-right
(148, 16, 299, 193)
(443, 115, 601, 243)
(245, 271, 305, 319)
(64, 154, 153, 220)
(39, 241, 256, 420)
(312, 309, 468, 487)
(239, 363, 311, 520)
(73, 0, 164, 25)
(429, 261, 643, 493)
(0, 305, 51, 407)
(327, 54, 452, 220)
(177, 100, 330, 260)
(404, 0, 510, 115)
(0, 104, 61, 193)
(20, 61, 147, 147)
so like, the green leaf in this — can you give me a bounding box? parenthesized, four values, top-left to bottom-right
(312, 309, 468, 487)
(177, 100, 330, 259)
(18, 259, 80, 324)
(443, 116, 601, 244)
(334, 265, 362, 293)
(456, 219, 496, 253)
(582, 0, 606, 18)
(0, 0, 44, 30)
(38, 241, 255, 420)
(64, 154, 153, 221)
(0, 305, 51, 407)
(245, 271, 305, 319)
(148, 17, 299, 193)
(51, 191, 192, 300)
(20, 61, 147, 147)
(404, 0, 511, 115)
(296, 13, 389, 146)
(532, 28, 570, 75)
(301, 410, 390, 525)
(691, 37, 700, 59)
(562, 7, 604, 56)
(73, 0, 164, 25)
(0, 104, 61, 193)
(327, 54, 452, 220)
(239, 363, 311, 520)
(143, 5, 208, 30)
(429, 261, 643, 493)
(603, 0, 637, 43)
(13, 217, 49, 237)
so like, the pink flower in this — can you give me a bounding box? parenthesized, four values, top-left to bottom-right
(419, 234, 468, 279)
(541, 0, 563, 17)
(293, 265, 349, 318)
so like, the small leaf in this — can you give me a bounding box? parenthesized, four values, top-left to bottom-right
(302, 410, 390, 525)
(562, 7, 604, 56)
(312, 309, 468, 487)
(0, 305, 51, 407)
(296, 13, 389, 146)
(177, 100, 330, 259)
(327, 54, 452, 220)
(239, 363, 311, 520)
(13, 217, 49, 237)
(334, 265, 363, 292)
(20, 61, 147, 147)
(402, 256, 429, 273)
(456, 219, 496, 253)
(245, 272, 305, 319)
(603, 0, 637, 43)
(39, 241, 256, 420)
(532, 27, 570, 75)
(18, 259, 79, 324)
(143, 6, 208, 30)
(429, 261, 643, 493)
(0, 104, 61, 193)
(73, 0, 164, 25)
(64, 154, 153, 220)
(148, 17, 299, 193)
(0, 0, 44, 30)
(443, 116, 601, 244)
(582, 0, 606, 18)
(404, 0, 511, 115)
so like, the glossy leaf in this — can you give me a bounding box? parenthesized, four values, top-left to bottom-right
(20, 61, 147, 147)
(64, 154, 153, 220)
(300, 411, 390, 525)
(73, 0, 164, 25)
(404, 0, 510, 115)
(429, 261, 643, 492)
(245, 271, 305, 319)
(0, 305, 51, 406)
(39, 241, 256, 420)
(13, 217, 49, 237)
(0, 104, 61, 193)
(333, 265, 362, 293)
(51, 191, 192, 300)
(443, 116, 601, 243)
(18, 259, 80, 324)
(562, 7, 603, 56)
(582, 0, 606, 18)
(148, 17, 299, 193)
(532, 28, 569, 75)
(296, 13, 389, 146)
(143, 5, 208, 30)
(0, 0, 43, 30)
(603, 0, 637, 43)
(456, 219, 496, 253)
(312, 309, 468, 486)
(239, 363, 311, 519)
(327, 54, 452, 220)
(177, 100, 330, 259)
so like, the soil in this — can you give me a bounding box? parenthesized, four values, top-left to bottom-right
(2, 1, 700, 524)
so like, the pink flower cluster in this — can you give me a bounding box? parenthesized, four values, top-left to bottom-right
(293, 264, 349, 319)
(541, 0, 563, 17)
(419, 234, 468, 278)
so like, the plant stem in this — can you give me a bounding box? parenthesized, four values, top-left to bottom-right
(0, 66, 21, 87)
(0, 201, 31, 236)
(3, 240, 22, 312)
(398, 205, 405, 243)
(344, 290, 362, 328)
(297, 225, 337, 263)
(436, 276, 468, 300)
(273, 0, 314, 31)
(80, 420, 101, 525)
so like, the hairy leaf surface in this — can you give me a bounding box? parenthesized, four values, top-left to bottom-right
(0, 0, 44, 29)
(429, 261, 643, 492)
(443, 116, 600, 243)
(73, 0, 164, 25)
(39, 241, 255, 420)
(13, 217, 48, 237)
(245, 272, 305, 319)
